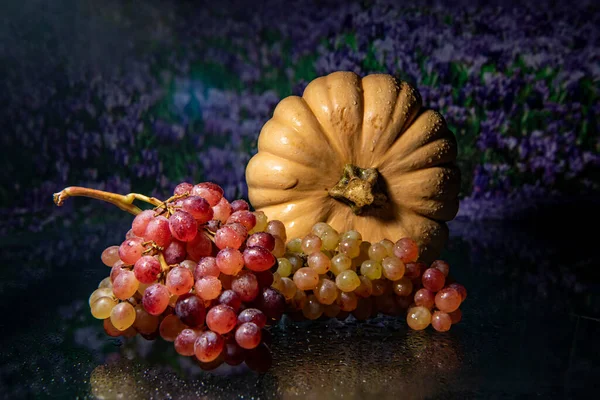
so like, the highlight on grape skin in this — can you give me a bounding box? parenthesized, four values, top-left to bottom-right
(53, 181, 468, 371)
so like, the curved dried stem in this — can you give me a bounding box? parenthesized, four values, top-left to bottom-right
(53, 186, 164, 216)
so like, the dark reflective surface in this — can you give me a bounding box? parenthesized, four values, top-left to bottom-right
(1, 203, 599, 399)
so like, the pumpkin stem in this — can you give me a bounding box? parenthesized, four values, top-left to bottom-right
(328, 164, 388, 214)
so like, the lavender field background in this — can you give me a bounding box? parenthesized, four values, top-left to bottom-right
(0, 1, 599, 398)
(2, 0, 599, 226)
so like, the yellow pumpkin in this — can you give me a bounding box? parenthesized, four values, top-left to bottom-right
(246, 71, 460, 262)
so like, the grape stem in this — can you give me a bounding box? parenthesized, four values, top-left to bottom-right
(53, 186, 163, 215)
(158, 252, 169, 272)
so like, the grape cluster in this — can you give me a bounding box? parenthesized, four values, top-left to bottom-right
(88, 182, 285, 369)
(78, 180, 467, 372)
(272, 223, 467, 332)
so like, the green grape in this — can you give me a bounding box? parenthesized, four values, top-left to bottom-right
(311, 222, 332, 238)
(354, 276, 373, 298)
(307, 251, 331, 274)
(341, 230, 362, 242)
(313, 279, 338, 305)
(110, 302, 136, 331)
(279, 277, 297, 301)
(339, 239, 361, 258)
(360, 260, 382, 280)
(406, 306, 432, 330)
(276, 258, 293, 277)
(368, 243, 388, 262)
(293, 267, 319, 290)
(89, 288, 114, 306)
(321, 230, 340, 250)
(302, 294, 323, 320)
(330, 254, 352, 275)
(98, 277, 112, 289)
(287, 254, 304, 273)
(301, 234, 322, 254)
(286, 238, 303, 253)
(335, 270, 360, 292)
(91, 297, 118, 319)
(323, 303, 341, 318)
(249, 211, 268, 233)
(379, 239, 394, 256)
(382, 256, 405, 281)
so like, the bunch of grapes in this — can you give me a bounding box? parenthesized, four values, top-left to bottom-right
(55, 179, 468, 372)
(271, 223, 467, 332)
(84, 182, 285, 369)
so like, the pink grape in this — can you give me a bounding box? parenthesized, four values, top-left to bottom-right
(434, 287, 462, 313)
(173, 182, 193, 196)
(231, 272, 259, 302)
(159, 314, 187, 342)
(180, 259, 196, 274)
(215, 223, 247, 249)
(243, 246, 275, 272)
(431, 311, 452, 332)
(414, 288, 435, 309)
(301, 234, 322, 254)
(101, 246, 120, 267)
(246, 232, 275, 251)
(118, 238, 145, 265)
(216, 248, 244, 275)
(448, 309, 462, 324)
(194, 257, 220, 279)
(134, 256, 161, 284)
(192, 182, 223, 206)
(206, 304, 237, 334)
(166, 266, 194, 295)
(245, 343, 272, 373)
(226, 211, 256, 231)
(393, 237, 419, 263)
(223, 339, 246, 366)
(164, 240, 187, 265)
(404, 262, 424, 279)
(182, 196, 213, 224)
(212, 197, 232, 223)
(237, 308, 266, 328)
(175, 293, 206, 327)
(258, 287, 285, 321)
(422, 268, 446, 292)
(447, 283, 468, 302)
(254, 270, 274, 289)
(132, 210, 155, 237)
(230, 199, 249, 212)
(235, 322, 261, 350)
(293, 267, 319, 290)
(125, 229, 137, 239)
(175, 328, 199, 356)
(143, 283, 170, 315)
(186, 232, 213, 261)
(112, 270, 139, 300)
(110, 260, 125, 282)
(265, 220, 287, 242)
(194, 330, 224, 362)
(194, 276, 222, 300)
(431, 260, 450, 277)
(218, 290, 242, 312)
(271, 236, 286, 257)
(144, 216, 172, 248)
(169, 211, 198, 242)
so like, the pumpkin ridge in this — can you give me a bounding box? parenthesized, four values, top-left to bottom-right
(271, 96, 338, 162)
(302, 75, 349, 164)
(360, 77, 423, 168)
(323, 72, 363, 164)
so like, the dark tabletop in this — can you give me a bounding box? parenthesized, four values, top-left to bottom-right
(1, 201, 598, 399)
